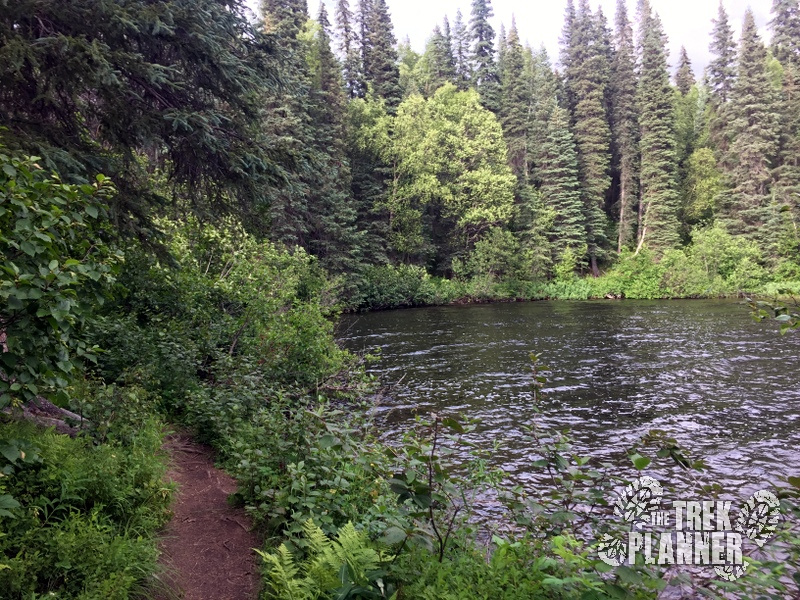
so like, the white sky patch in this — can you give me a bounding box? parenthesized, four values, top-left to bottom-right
(247, 0, 772, 78)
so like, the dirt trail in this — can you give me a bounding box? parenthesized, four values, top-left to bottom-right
(157, 431, 261, 600)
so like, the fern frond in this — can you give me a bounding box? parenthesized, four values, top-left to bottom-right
(257, 545, 316, 600)
(303, 518, 332, 556)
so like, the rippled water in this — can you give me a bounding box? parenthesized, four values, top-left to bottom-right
(337, 300, 800, 497)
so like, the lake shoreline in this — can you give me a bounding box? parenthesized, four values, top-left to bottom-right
(342, 289, 759, 314)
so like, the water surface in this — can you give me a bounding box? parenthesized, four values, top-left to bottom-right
(338, 300, 800, 496)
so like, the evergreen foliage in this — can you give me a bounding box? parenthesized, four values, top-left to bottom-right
(708, 1, 737, 106)
(721, 9, 781, 248)
(610, 0, 640, 252)
(469, 0, 501, 112)
(500, 21, 531, 180)
(562, 0, 613, 274)
(417, 25, 457, 97)
(636, 4, 681, 254)
(0, 0, 282, 234)
(334, 0, 364, 97)
(452, 10, 472, 89)
(362, 0, 403, 112)
(770, 0, 800, 69)
(675, 47, 696, 95)
(538, 107, 588, 264)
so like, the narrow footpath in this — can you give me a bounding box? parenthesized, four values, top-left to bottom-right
(157, 431, 261, 600)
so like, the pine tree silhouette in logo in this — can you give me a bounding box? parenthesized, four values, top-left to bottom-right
(614, 476, 663, 527)
(597, 534, 627, 567)
(736, 490, 781, 547)
(715, 489, 781, 581)
(599, 477, 663, 567)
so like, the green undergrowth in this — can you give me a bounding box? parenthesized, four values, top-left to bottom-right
(345, 226, 800, 310)
(0, 393, 171, 599)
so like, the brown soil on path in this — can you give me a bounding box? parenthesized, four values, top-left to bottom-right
(156, 431, 261, 600)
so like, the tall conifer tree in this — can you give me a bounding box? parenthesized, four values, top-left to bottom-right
(708, 2, 736, 105)
(469, 0, 500, 112)
(307, 4, 360, 272)
(722, 10, 781, 245)
(452, 9, 471, 89)
(362, 0, 402, 111)
(772, 0, 800, 236)
(675, 47, 695, 95)
(770, 0, 800, 68)
(636, 3, 681, 253)
(419, 25, 456, 96)
(538, 106, 588, 263)
(500, 19, 530, 180)
(611, 0, 640, 252)
(563, 0, 612, 274)
(334, 0, 363, 97)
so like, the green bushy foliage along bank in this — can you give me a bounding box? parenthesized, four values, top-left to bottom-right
(346, 225, 794, 310)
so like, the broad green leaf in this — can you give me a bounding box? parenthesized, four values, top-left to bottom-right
(630, 453, 651, 470)
(380, 526, 407, 545)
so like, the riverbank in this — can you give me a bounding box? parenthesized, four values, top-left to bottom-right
(344, 260, 800, 312)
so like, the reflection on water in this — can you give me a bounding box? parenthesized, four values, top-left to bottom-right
(337, 300, 800, 497)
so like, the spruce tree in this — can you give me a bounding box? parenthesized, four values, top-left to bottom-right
(773, 66, 800, 252)
(610, 0, 640, 252)
(527, 47, 561, 162)
(722, 9, 781, 245)
(564, 0, 612, 275)
(636, 4, 681, 253)
(497, 24, 508, 80)
(357, 0, 373, 93)
(675, 47, 695, 95)
(334, 0, 363, 97)
(0, 0, 283, 234)
(770, 0, 800, 69)
(538, 106, 588, 262)
(500, 20, 530, 180)
(594, 7, 615, 121)
(708, 2, 736, 106)
(560, 0, 579, 114)
(772, 0, 800, 238)
(306, 4, 360, 273)
(260, 0, 313, 248)
(418, 25, 456, 96)
(347, 97, 392, 266)
(469, 0, 501, 112)
(442, 17, 457, 78)
(452, 9, 472, 89)
(362, 0, 402, 112)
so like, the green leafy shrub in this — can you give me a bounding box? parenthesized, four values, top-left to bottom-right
(596, 250, 669, 299)
(91, 219, 349, 399)
(453, 227, 529, 282)
(0, 149, 121, 408)
(393, 535, 581, 600)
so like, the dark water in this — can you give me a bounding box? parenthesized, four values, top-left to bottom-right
(337, 300, 800, 497)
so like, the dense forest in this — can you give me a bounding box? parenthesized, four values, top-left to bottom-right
(269, 0, 800, 301)
(2, 0, 800, 598)
(262, 0, 800, 306)
(3, 0, 800, 309)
